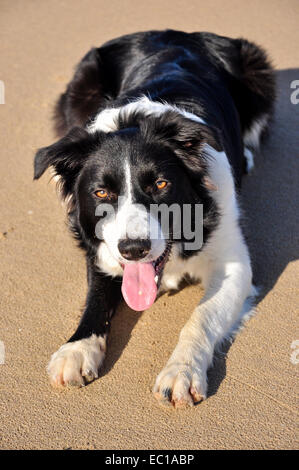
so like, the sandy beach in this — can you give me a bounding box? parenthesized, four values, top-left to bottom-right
(0, 0, 298, 449)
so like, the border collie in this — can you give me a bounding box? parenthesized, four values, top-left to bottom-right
(34, 30, 275, 408)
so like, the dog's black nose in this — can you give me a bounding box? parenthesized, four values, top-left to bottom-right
(118, 239, 151, 261)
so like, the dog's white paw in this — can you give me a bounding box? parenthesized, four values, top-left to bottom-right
(47, 334, 106, 388)
(153, 362, 207, 408)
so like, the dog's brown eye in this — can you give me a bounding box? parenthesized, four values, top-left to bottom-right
(95, 189, 108, 199)
(156, 180, 168, 190)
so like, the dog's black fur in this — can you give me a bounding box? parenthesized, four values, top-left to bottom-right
(34, 30, 275, 383)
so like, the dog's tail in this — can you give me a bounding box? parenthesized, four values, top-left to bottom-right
(236, 38, 275, 99)
(233, 38, 276, 148)
(199, 33, 276, 148)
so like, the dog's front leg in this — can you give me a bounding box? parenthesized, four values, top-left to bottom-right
(154, 248, 253, 408)
(47, 257, 122, 387)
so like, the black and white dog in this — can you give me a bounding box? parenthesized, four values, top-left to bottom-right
(34, 30, 275, 407)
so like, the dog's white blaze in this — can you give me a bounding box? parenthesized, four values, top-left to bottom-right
(88, 96, 206, 134)
(97, 157, 166, 275)
(124, 158, 133, 203)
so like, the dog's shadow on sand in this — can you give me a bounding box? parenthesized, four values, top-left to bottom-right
(207, 68, 299, 397)
(101, 69, 299, 397)
(100, 295, 143, 377)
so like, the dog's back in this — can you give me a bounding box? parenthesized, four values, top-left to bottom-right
(54, 30, 275, 186)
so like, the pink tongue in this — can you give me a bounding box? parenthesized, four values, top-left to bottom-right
(121, 262, 157, 311)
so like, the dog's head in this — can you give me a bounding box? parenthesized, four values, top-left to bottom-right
(34, 111, 219, 310)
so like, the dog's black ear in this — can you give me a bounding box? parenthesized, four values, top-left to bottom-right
(141, 111, 221, 174)
(170, 119, 221, 174)
(34, 127, 89, 179)
(34, 127, 101, 197)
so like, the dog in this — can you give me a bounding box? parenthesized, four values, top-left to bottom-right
(34, 29, 275, 407)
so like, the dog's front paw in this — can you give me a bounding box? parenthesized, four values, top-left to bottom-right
(153, 362, 207, 408)
(47, 334, 106, 388)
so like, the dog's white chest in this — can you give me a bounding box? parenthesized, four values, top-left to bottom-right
(161, 246, 210, 292)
